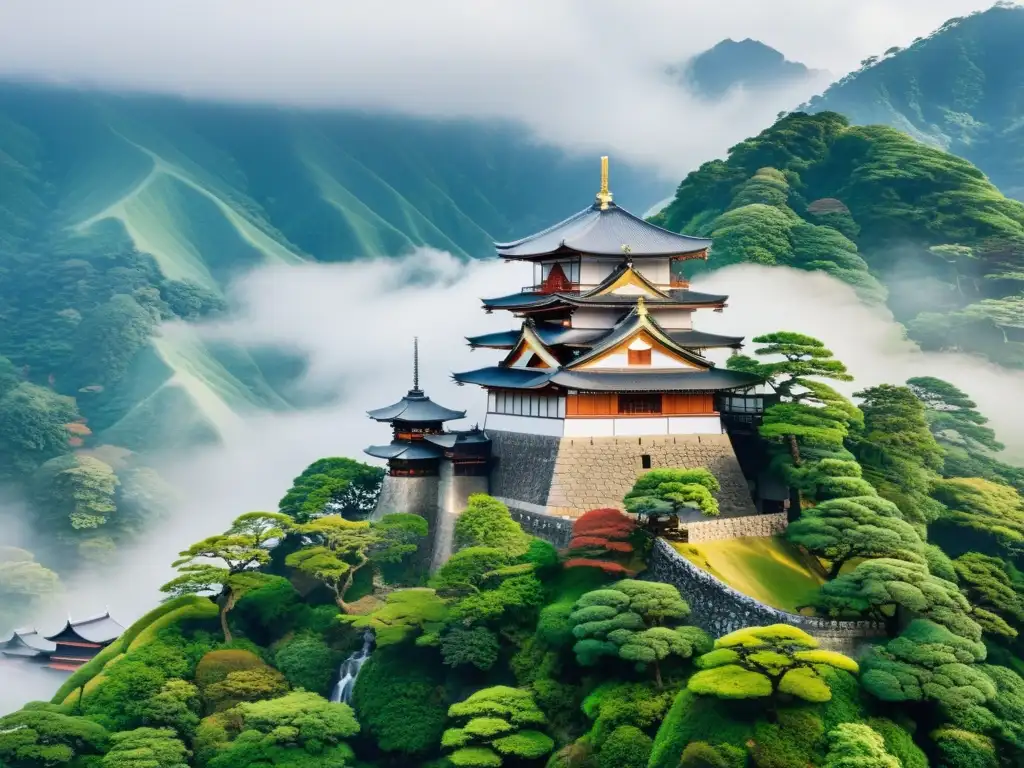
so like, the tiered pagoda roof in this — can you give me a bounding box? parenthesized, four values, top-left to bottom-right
(456, 299, 761, 394)
(482, 260, 728, 313)
(367, 389, 465, 424)
(494, 201, 710, 259)
(467, 326, 744, 351)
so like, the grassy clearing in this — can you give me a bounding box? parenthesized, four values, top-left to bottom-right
(673, 536, 825, 613)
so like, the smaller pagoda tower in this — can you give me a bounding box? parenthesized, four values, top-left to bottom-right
(365, 339, 491, 570)
(0, 628, 55, 666)
(365, 338, 466, 479)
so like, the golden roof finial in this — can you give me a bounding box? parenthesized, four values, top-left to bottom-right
(636, 295, 647, 318)
(596, 156, 613, 210)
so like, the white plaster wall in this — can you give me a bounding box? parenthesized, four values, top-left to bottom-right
(485, 412, 565, 436)
(562, 416, 723, 437)
(571, 308, 622, 329)
(580, 259, 616, 286)
(581, 348, 696, 370)
(668, 416, 723, 434)
(650, 309, 693, 329)
(633, 258, 670, 285)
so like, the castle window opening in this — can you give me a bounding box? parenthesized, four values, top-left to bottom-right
(641, 454, 652, 469)
(618, 393, 662, 415)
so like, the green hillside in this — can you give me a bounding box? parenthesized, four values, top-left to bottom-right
(803, 3, 1024, 200)
(653, 110, 1024, 367)
(0, 83, 665, 452)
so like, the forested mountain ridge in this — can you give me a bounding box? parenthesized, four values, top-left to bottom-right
(802, 2, 1024, 200)
(0, 82, 664, 452)
(653, 110, 1024, 367)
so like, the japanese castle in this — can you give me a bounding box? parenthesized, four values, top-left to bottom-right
(365, 158, 775, 561)
(454, 157, 764, 438)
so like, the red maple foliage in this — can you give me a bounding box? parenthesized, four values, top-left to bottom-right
(568, 508, 636, 554)
(562, 558, 634, 575)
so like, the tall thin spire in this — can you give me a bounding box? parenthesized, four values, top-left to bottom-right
(596, 155, 613, 210)
(413, 336, 420, 391)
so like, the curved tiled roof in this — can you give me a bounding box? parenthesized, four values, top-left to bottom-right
(364, 441, 444, 461)
(467, 326, 744, 350)
(495, 202, 711, 259)
(452, 366, 762, 393)
(367, 389, 465, 423)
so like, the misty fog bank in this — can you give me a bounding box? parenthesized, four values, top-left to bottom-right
(5, 253, 1023, 714)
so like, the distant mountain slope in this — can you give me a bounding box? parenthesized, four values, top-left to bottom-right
(672, 39, 823, 99)
(0, 83, 665, 450)
(653, 111, 1024, 368)
(803, 3, 1024, 200)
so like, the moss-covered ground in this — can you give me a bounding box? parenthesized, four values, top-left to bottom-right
(673, 536, 825, 613)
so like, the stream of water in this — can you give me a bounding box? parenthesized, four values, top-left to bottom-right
(329, 630, 374, 704)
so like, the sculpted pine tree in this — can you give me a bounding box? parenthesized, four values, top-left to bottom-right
(569, 580, 710, 687)
(860, 620, 996, 726)
(728, 332, 855, 469)
(785, 495, 926, 577)
(441, 686, 553, 767)
(286, 513, 427, 612)
(811, 558, 983, 640)
(687, 624, 858, 717)
(932, 476, 1024, 556)
(161, 511, 290, 642)
(623, 469, 720, 524)
(952, 553, 1024, 640)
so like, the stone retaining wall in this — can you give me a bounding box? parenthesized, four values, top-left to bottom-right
(490, 432, 756, 519)
(502, 503, 574, 549)
(648, 539, 885, 655)
(687, 511, 788, 543)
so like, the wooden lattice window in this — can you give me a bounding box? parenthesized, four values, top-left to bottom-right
(627, 348, 652, 365)
(618, 394, 662, 415)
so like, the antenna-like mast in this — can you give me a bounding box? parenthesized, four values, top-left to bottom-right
(413, 336, 420, 391)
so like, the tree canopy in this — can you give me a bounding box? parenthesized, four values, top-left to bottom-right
(687, 624, 858, 709)
(278, 457, 384, 522)
(623, 469, 720, 520)
(441, 686, 553, 768)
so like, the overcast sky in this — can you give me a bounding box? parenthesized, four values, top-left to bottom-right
(0, 1, 1004, 173)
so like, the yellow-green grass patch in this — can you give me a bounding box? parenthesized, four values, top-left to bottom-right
(673, 536, 825, 613)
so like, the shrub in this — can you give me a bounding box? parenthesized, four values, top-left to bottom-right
(867, 718, 927, 768)
(204, 667, 289, 712)
(441, 627, 501, 671)
(750, 709, 824, 768)
(598, 725, 651, 768)
(274, 632, 340, 696)
(195, 650, 267, 689)
(352, 646, 447, 755)
(454, 495, 531, 556)
(680, 741, 747, 768)
(648, 690, 752, 768)
(232, 576, 303, 642)
(931, 728, 997, 768)
(536, 603, 575, 649)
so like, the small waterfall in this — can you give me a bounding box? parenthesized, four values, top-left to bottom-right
(329, 630, 374, 704)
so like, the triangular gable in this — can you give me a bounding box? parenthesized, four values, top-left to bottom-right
(503, 322, 562, 369)
(582, 262, 671, 300)
(566, 298, 712, 371)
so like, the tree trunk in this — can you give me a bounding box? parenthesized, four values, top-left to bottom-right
(335, 557, 369, 614)
(218, 591, 236, 643)
(827, 556, 848, 579)
(653, 659, 663, 690)
(787, 434, 802, 466)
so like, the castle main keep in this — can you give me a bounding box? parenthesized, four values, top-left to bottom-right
(368, 158, 777, 563)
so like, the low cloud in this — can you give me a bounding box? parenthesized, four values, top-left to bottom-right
(0, 1, 998, 176)
(7, 254, 1024, 712)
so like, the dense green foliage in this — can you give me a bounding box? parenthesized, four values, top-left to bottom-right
(623, 468, 721, 520)
(655, 109, 1024, 367)
(804, 4, 1024, 201)
(278, 457, 384, 522)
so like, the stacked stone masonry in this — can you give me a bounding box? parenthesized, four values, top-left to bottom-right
(648, 539, 885, 655)
(504, 505, 574, 549)
(489, 431, 757, 519)
(687, 511, 788, 543)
